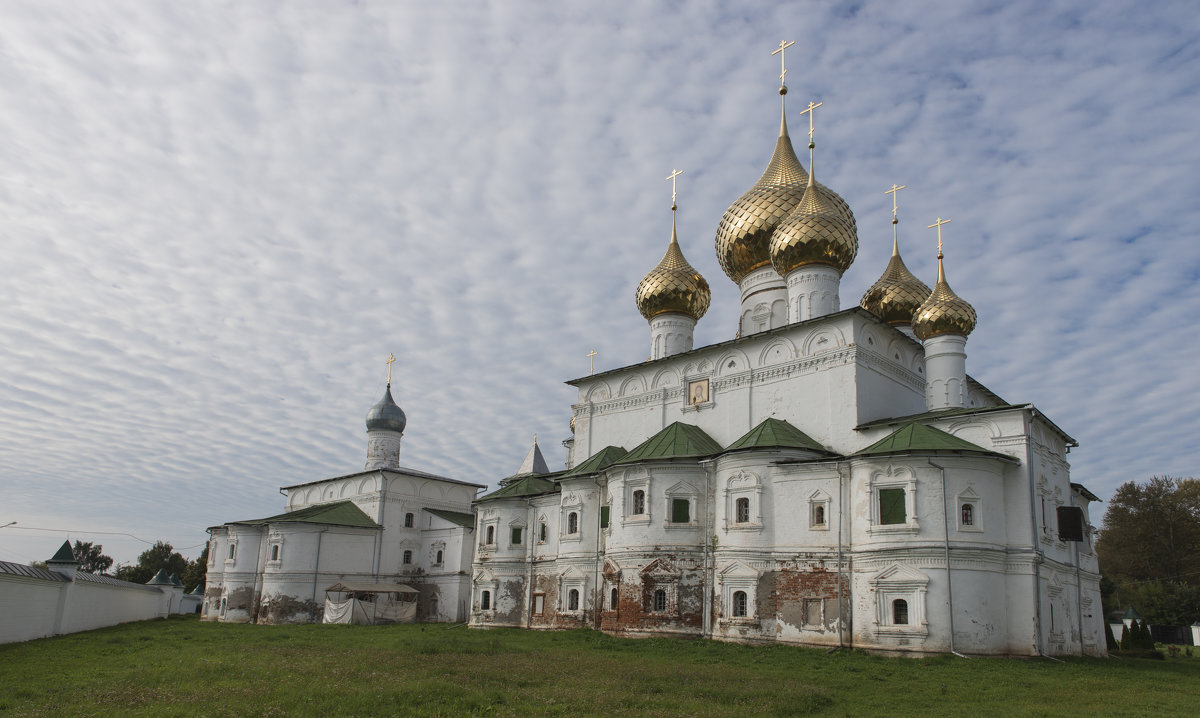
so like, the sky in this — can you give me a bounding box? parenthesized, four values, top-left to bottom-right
(2, 1, 1198, 567)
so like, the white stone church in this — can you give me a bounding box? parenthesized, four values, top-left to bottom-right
(466, 78, 1105, 657)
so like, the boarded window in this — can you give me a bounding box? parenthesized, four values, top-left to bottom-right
(568, 512, 579, 534)
(633, 490, 645, 515)
(533, 594, 544, 615)
(823, 597, 840, 627)
(511, 527, 523, 545)
(481, 590, 491, 610)
(879, 488, 906, 525)
(568, 589, 580, 611)
(671, 498, 690, 523)
(732, 591, 748, 617)
(804, 599, 822, 627)
(735, 497, 750, 523)
(600, 506, 610, 529)
(653, 589, 667, 612)
(404, 512, 414, 528)
(893, 599, 908, 625)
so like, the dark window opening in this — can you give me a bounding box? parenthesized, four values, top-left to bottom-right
(879, 488, 906, 525)
(893, 599, 908, 625)
(633, 489, 645, 515)
(671, 498, 690, 523)
(404, 512, 414, 528)
(568, 512, 579, 534)
(653, 589, 667, 612)
(539, 522, 547, 542)
(435, 550, 443, 564)
(600, 505, 610, 529)
(485, 525, 495, 545)
(813, 504, 826, 526)
(610, 587, 619, 610)
(511, 527, 523, 545)
(270, 545, 280, 561)
(568, 589, 580, 611)
(735, 497, 750, 523)
(481, 590, 491, 610)
(961, 503, 974, 527)
(732, 590, 747, 618)
(402, 550, 412, 565)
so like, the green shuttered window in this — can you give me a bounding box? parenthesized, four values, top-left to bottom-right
(879, 488, 906, 525)
(671, 498, 690, 523)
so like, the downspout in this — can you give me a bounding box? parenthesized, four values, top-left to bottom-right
(1074, 538, 1084, 657)
(929, 459, 968, 659)
(594, 477, 604, 628)
(525, 497, 535, 629)
(310, 528, 329, 619)
(836, 460, 847, 650)
(700, 458, 715, 639)
(1023, 410, 1046, 658)
(374, 471, 386, 579)
(249, 526, 265, 623)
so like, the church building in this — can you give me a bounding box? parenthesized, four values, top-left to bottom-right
(467, 58, 1105, 657)
(202, 381, 483, 624)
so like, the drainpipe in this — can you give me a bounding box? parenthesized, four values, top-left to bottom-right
(929, 459, 968, 659)
(700, 458, 715, 639)
(835, 460, 847, 650)
(249, 527, 265, 623)
(525, 497, 535, 629)
(593, 478, 604, 628)
(1074, 538, 1084, 657)
(374, 471, 386, 579)
(1022, 410, 1045, 658)
(310, 528, 329, 620)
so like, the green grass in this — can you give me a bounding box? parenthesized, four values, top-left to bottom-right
(1, 617, 1198, 717)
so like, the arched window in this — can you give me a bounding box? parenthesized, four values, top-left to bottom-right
(961, 503, 974, 527)
(653, 589, 667, 612)
(568, 589, 580, 611)
(485, 525, 495, 545)
(893, 599, 908, 625)
(732, 590, 747, 618)
(633, 490, 645, 515)
(568, 512, 579, 534)
(814, 505, 826, 526)
(539, 522, 547, 542)
(435, 550, 443, 564)
(735, 497, 750, 523)
(270, 545, 280, 561)
(481, 590, 491, 610)
(404, 512, 415, 528)
(610, 587, 619, 610)
(403, 550, 413, 565)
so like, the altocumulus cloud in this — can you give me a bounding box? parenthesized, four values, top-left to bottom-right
(0, 0, 1197, 564)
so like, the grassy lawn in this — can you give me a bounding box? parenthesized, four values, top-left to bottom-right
(1, 617, 1197, 717)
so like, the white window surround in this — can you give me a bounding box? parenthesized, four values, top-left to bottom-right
(225, 540, 237, 564)
(957, 487, 983, 532)
(624, 476, 651, 525)
(266, 535, 283, 567)
(663, 481, 699, 529)
(868, 466, 920, 535)
(809, 489, 831, 531)
(718, 561, 759, 624)
(480, 518, 499, 549)
(558, 567, 588, 614)
(508, 518, 527, 547)
(724, 470, 763, 531)
(561, 495, 584, 542)
(870, 563, 929, 638)
(641, 559, 680, 614)
(430, 541, 446, 567)
(474, 573, 498, 616)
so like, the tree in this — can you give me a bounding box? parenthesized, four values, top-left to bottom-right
(1097, 476, 1200, 625)
(71, 541, 114, 574)
(113, 541, 189, 585)
(181, 543, 209, 593)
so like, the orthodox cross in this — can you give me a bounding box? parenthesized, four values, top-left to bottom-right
(772, 40, 795, 87)
(799, 100, 822, 145)
(385, 353, 396, 385)
(885, 184, 906, 221)
(928, 217, 951, 254)
(586, 349, 598, 375)
(666, 168, 683, 207)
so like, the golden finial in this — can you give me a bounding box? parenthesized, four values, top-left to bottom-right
(928, 217, 951, 256)
(385, 353, 396, 385)
(586, 349, 598, 375)
(533, 433, 537, 445)
(666, 168, 683, 209)
(772, 40, 795, 91)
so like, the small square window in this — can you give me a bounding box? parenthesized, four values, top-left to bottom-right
(671, 499, 690, 523)
(879, 488, 906, 525)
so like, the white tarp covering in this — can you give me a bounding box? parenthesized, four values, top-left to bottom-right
(322, 582, 419, 624)
(323, 598, 372, 624)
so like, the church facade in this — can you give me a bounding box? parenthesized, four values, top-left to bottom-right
(467, 75, 1105, 657)
(202, 385, 483, 624)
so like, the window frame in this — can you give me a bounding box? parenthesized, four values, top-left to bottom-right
(868, 468, 920, 535)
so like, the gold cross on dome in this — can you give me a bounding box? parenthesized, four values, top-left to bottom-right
(885, 184, 906, 221)
(665, 169, 683, 206)
(928, 217, 952, 254)
(772, 40, 795, 86)
(385, 353, 396, 384)
(586, 349, 598, 375)
(799, 100, 822, 144)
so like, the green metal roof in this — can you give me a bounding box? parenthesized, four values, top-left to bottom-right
(425, 508, 475, 528)
(853, 422, 1010, 459)
(476, 475, 559, 502)
(47, 541, 76, 564)
(725, 418, 830, 454)
(615, 422, 723, 465)
(147, 568, 173, 585)
(232, 500, 381, 529)
(562, 445, 629, 477)
(855, 405, 1020, 430)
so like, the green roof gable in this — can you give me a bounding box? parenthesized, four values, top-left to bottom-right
(232, 500, 381, 529)
(854, 422, 1010, 459)
(425, 508, 475, 528)
(476, 475, 559, 502)
(47, 541, 76, 564)
(615, 422, 723, 465)
(147, 568, 173, 585)
(726, 418, 829, 454)
(562, 445, 629, 477)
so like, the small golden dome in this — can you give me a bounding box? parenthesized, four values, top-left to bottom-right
(636, 212, 711, 322)
(714, 107, 810, 284)
(860, 233, 931, 326)
(912, 252, 977, 340)
(769, 174, 858, 276)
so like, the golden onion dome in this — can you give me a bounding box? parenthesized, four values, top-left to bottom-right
(860, 230, 932, 326)
(769, 171, 858, 276)
(912, 251, 977, 340)
(636, 210, 711, 322)
(714, 104, 810, 284)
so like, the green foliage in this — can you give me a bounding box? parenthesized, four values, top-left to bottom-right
(2, 618, 1200, 716)
(71, 540, 114, 574)
(113, 541, 189, 585)
(1104, 621, 1119, 650)
(180, 543, 209, 593)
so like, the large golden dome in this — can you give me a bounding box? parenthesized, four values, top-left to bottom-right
(636, 213, 711, 321)
(912, 252, 977, 340)
(769, 175, 858, 276)
(713, 108, 810, 284)
(860, 231, 931, 326)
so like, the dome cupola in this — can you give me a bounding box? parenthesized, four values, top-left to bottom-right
(365, 384, 407, 434)
(912, 242, 977, 340)
(635, 209, 711, 322)
(769, 172, 858, 276)
(860, 184, 931, 327)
